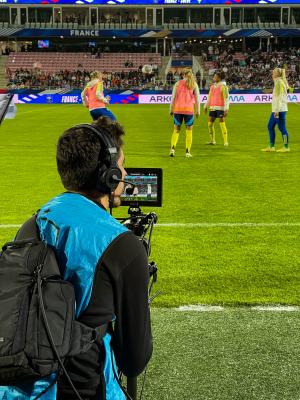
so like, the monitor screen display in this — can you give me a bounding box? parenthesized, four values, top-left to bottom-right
(121, 168, 162, 207)
(38, 40, 50, 49)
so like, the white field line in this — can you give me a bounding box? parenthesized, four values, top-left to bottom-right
(0, 225, 21, 228)
(175, 305, 300, 312)
(251, 305, 300, 312)
(1, 222, 300, 229)
(177, 305, 225, 312)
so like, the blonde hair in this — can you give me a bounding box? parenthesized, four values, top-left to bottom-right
(274, 68, 291, 90)
(183, 69, 197, 90)
(90, 71, 102, 80)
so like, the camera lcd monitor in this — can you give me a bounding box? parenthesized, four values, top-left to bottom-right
(121, 168, 162, 207)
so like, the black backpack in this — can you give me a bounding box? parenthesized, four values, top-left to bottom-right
(0, 216, 107, 399)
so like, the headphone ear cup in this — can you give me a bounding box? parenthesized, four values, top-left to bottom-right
(106, 166, 122, 191)
(97, 164, 122, 193)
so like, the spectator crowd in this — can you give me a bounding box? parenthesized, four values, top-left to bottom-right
(5, 47, 300, 91)
(6, 68, 164, 91)
(202, 45, 300, 90)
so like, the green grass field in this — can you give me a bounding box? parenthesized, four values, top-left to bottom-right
(0, 104, 299, 399)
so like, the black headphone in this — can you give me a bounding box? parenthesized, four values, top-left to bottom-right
(75, 124, 122, 194)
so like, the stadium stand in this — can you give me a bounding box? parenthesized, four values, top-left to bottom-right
(6, 68, 164, 90)
(200, 48, 300, 89)
(5, 52, 162, 90)
(5, 47, 300, 91)
(6, 52, 161, 74)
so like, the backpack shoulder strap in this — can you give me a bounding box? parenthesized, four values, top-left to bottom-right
(15, 215, 40, 241)
(2, 215, 40, 252)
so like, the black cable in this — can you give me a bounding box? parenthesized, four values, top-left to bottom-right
(37, 271, 84, 400)
(149, 290, 162, 304)
(139, 367, 148, 400)
(147, 219, 155, 257)
(141, 216, 155, 258)
(148, 278, 154, 298)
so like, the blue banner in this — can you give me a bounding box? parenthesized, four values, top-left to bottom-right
(16, 93, 139, 105)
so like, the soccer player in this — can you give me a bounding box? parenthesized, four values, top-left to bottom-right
(169, 69, 200, 158)
(262, 68, 291, 153)
(204, 71, 229, 146)
(81, 71, 116, 121)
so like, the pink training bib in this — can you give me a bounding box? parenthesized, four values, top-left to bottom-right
(173, 80, 195, 115)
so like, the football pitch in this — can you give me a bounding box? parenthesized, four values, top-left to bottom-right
(0, 103, 299, 399)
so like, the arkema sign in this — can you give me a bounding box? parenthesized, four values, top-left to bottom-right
(139, 94, 300, 104)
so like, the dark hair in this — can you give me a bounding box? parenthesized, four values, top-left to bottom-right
(215, 71, 225, 80)
(56, 116, 125, 192)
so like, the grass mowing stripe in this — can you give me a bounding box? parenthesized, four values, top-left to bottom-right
(175, 305, 300, 312)
(157, 222, 300, 227)
(143, 308, 300, 400)
(1, 222, 300, 228)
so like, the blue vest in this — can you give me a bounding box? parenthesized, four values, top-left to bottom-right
(0, 193, 127, 400)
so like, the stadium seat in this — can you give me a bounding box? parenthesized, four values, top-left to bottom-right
(5, 52, 162, 76)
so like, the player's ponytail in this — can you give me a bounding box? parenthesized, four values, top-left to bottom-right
(274, 68, 291, 91)
(184, 69, 196, 90)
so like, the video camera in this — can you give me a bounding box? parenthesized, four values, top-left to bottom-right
(118, 168, 162, 257)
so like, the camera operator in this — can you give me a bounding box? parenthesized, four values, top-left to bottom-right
(0, 116, 152, 400)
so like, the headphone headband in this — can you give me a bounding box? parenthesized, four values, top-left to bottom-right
(74, 123, 122, 194)
(75, 123, 118, 162)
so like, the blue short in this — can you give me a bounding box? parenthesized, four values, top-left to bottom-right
(90, 108, 116, 121)
(209, 110, 225, 119)
(174, 114, 194, 127)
